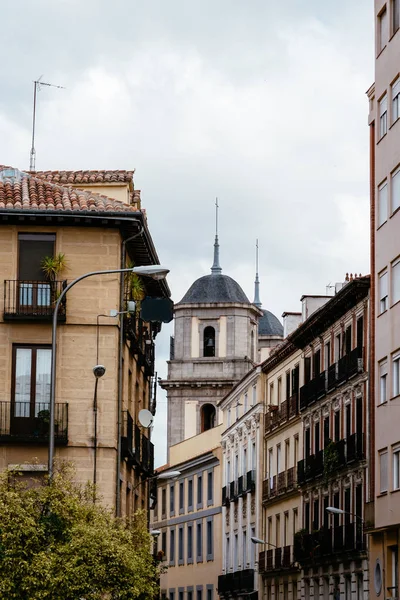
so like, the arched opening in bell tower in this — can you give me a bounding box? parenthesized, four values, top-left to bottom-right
(203, 326, 216, 357)
(200, 403, 216, 432)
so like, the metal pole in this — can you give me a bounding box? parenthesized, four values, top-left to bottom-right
(48, 267, 141, 479)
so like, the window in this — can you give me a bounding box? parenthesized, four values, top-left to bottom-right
(225, 535, 230, 571)
(188, 479, 193, 511)
(197, 474, 203, 508)
(378, 6, 388, 52)
(393, 166, 400, 214)
(178, 526, 184, 564)
(252, 385, 257, 405)
(380, 451, 388, 493)
(179, 481, 184, 513)
(226, 461, 230, 487)
(197, 588, 203, 600)
(269, 383, 274, 404)
(17, 233, 56, 311)
(207, 470, 213, 505)
(393, 0, 400, 33)
(179, 591, 184, 600)
(12, 346, 52, 424)
(380, 359, 388, 403)
(286, 371, 291, 400)
(378, 180, 388, 226)
(244, 392, 248, 412)
(162, 530, 167, 556)
(233, 533, 239, 570)
(393, 79, 400, 124)
(227, 408, 231, 427)
(170, 529, 176, 565)
(196, 521, 203, 562)
(203, 326, 215, 357)
(392, 258, 400, 304)
(170, 591, 175, 600)
(206, 518, 213, 560)
(188, 590, 193, 600)
(252, 441, 256, 471)
(207, 586, 213, 600)
(379, 270, 388, 313)
(170, 484, 175, 516)
(187, 524, 193, 563)
(277, 378, 282, 405)
(380, 94, 388, 138)
(393, 448, 400, 489)
(393, 351, 400, 396)
(242, 530, 247, 567)
(162, 488, 166, 517)
(200, 403, 216, 432)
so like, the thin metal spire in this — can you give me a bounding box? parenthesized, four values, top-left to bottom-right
(211, 197, 222, 275)
(253, 239, 262, 307)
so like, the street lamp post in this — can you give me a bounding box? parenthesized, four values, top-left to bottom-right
(325, 506, 364, 522)
(48, 265, 169, 478)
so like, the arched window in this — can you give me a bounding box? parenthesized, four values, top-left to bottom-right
(203, 326, 216, 357)
(201, 403, 216, 432)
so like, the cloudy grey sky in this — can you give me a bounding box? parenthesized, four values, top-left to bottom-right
(1, 1, 374, 466)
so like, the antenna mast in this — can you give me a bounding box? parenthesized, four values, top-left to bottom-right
(30, 76, 65, 172)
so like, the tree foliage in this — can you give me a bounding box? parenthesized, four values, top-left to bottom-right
(0, 463, 158, 600)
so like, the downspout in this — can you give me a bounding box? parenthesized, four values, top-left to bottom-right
(116, 226, 144, 517)
(93, 377, 99, 502)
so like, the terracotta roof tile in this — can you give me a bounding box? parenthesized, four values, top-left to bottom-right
(30, 169, 134, 185)
(0, 167, 136, 214)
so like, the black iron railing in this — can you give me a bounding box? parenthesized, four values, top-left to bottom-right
(300, 349, 364, 411)
(263, 468, 297, 502)
(246, 469, 256, 492)
(218, 570, 254, 595)
(121, 412, 154, 474)
(4, 280, 67, 320)
(294, 525, 365, 565)
(0, 401, 68, 443)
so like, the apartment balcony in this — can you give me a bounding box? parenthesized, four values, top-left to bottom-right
(300, 349, 364, 411)
(238, 475, 244, 496)
(4, 280, 67, 322)
(288, 392, 299, 418)
(297, 436, 365, 487)
(294, 525, 365, 566)
(217, 569, 255, 596)
(0, 401, 68, 444)
(263, 467, 297, 503)
(265, 393, 299, 432)
(259, 546, 296, 574)
(121, 411, 154, 474)
(246, 469, 256, 493)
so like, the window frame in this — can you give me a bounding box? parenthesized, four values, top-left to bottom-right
(178, 525, 184, 565)
(169, 527, 176, 566)
(378, 6, 388, 53)
(197, 473, 203, 509)
(188, 478, 193, 512)
(170, 483, 175, 517)
(196, 520, 203, 563)
(11, 344, 52, 422)
(206, 516, 213, 561)
(179, 480, 184, 514)
(392, 78, 400, 124)
(393, 446, 400, 490)
(187, 523, 193, 564)
(393, 350, 400, 397)
(379, 359, 388, 404)
(379, 270, 389, 314)
(378, 180, 388, 227)
(380, 450, 389, 493)
(392, 257, 400, 305)
(379, 93, 388, 138)
(207, 469, 213, 506)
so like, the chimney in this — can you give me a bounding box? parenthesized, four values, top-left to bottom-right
(300, 295, 333, 321)
(282, 312, 302, 337)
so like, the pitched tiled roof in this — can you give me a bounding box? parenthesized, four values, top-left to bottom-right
(0, 167, 136, 213)
(30, 169, 134, 185)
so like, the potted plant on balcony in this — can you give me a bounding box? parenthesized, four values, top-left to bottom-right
(36, 409, 50, 436)
(323, 439, 339, 482)
(126, 263, 146, 314)
(41, 253, 69, 306)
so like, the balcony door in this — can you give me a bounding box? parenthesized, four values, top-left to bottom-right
(11, 346, 52, 436)
(18, 233, 55, 313)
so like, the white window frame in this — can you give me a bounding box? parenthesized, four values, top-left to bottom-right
(392, 78, 400, 123)
(380, 94, 388, 138)
(380, 450, 388, 493)
(379, 270, 389, 313)
(393, 350, 400, 397)
(393, 446, 400, 490)
(392, 166, 400, 214)
(378, 6, 388, 53)
(378, 180, 388, 227)
(392, 257, 400, 305)
(379, 359, 388, 404)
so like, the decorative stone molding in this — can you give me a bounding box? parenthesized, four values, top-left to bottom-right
(253, 413, 261, 424)
(221, 440, 227, 450)
(228, 433, 235, 444)
(354, 385, 362, 398)
(237, 427, 243, 440)
(245, 420, 252, 432)
(322, 403, 331, 418)
(343, 392, 351, 405)
(243, 497, 247, 519)
(333, 397, 341, 411)
(313, 410, 321, 423)
(226, 510, 230, 527)
(251, 498, 256, 516)
(304, 416, 310, 428)
(234, 505, 238, 522)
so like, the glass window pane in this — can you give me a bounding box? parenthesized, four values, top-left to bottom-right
(379, 182, 388, 226)
(35, 349, 51, 415)
(392, 169, 400, 213)
(15, 348, 32, 417)
(392, 260, 400, 304)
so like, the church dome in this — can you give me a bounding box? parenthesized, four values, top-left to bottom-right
(179, 274, 250, 304)
(258, 309, 284, 336)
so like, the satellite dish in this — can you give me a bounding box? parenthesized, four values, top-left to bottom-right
(138, 409, 153, 428)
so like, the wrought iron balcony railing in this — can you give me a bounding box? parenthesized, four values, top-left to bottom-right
(0, 401, 68, 444)
(217, 570, 255, 595)
(4, 280, 67, 321)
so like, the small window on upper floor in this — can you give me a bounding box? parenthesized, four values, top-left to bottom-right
(203, 326, 215, 357)
(379, 94, 388, 138)
(393, 0, 400, 34)
(392, 79, 400, 124)
(201, 403, 216, 432)
(392, 166, 400, 214)
(378, 6, 388, 53)
(379, 270, 388, 313)
(378, 180, 388, 227)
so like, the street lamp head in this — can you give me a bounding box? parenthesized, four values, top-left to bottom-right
(150, 529, 161, 537)
(326, 506, 345, 515)
(131, 265, 169, 280)
(93, 364, 106, 379)
(251, 536, 266, 545)
(157, 470, 181, 480)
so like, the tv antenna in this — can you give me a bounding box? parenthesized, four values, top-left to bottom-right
(30, 76, 65, 172)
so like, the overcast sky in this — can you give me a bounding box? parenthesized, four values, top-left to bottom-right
(1, 1, 374, 467)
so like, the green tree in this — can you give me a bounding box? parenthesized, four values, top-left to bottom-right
(0, 463, 159, 600)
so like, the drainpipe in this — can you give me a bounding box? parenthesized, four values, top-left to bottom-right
(116, 226, 144, 517)
(93, 377, 99, 501)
